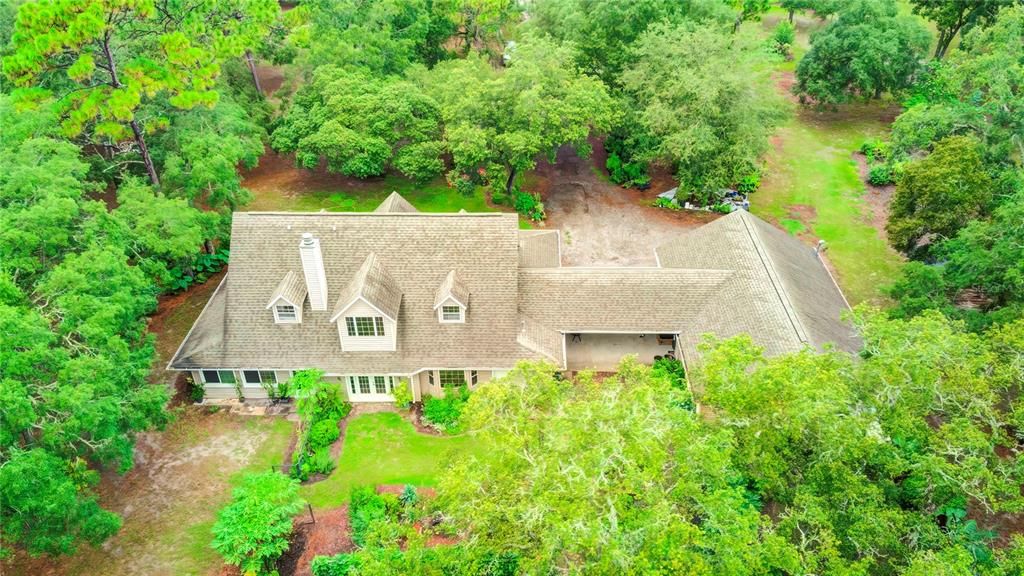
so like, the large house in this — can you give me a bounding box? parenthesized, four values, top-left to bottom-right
(169, 192, 859, 402)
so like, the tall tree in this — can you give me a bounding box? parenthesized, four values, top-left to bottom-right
(886, 135, 994, 257)
(909, 0, 1012, 60)
(794, 0, 931, 105)
(621, 23, 787, 204)
(417, 37, 615, 194)
(3, 0, 276, 186)
(439, 359, 798, 574)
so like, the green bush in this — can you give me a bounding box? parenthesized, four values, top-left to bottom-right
(187, 377, 204, 403)
(736, 173, 760, 194)
(490, 188, 509, 205)
(773, 21, 795, 49)
(311, 553, 361, 576)
(211, 472, 304, 575)
(868, 164, 894, 185)
(606, 152, 650, 187)
(860, 139, 891, 163)
(512, 189, 545, 221)
(392, 379, 413, 409)
(399, 484, 419, 507)
(653, 197, 680, 210)
(422, 388, 470, 434)
(308, 447, 336, 475)
(308, 419, 341, 449)
(349, 486, 399, 547)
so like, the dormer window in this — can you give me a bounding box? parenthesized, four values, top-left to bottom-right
(439, 304, 464, 323)
(346, 316, 385, 337)
(267, 270, 307, 325)
(275, 304, 298, 323)
(434, 270, 469, 325)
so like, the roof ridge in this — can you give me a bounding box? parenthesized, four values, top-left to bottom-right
(738, 212, 809, 344)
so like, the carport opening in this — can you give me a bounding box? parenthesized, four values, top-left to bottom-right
(565, 332, 677, 372)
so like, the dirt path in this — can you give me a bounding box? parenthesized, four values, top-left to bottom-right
(533, 141, 717, 266)
(3, 410, 294, 576)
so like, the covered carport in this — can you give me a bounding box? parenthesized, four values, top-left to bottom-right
(564, 332, 677, 371)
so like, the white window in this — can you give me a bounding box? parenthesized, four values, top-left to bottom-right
(345, 316, 385, 337)
(427, 370, 435, 387)
(439, 370, 466, 387)
(242, 370, 277, 385)
(201, 370, 237, 386)
(440, 305, 463, 322)
(274, 304, 298, 323)
(470, 370, 478, 386)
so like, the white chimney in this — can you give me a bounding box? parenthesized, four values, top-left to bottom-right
(299, 233, 328, 310)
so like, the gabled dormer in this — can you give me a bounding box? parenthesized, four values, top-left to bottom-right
(266, 270, 307, 324)
(329, 253, 402, 351)
(434, 270, 469, 324)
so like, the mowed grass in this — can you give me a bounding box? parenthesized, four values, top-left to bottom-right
(300, 412, 482, 509)
(754, 108, 904, 305)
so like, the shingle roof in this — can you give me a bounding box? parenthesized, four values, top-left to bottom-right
(170, 212, 542, 372)
(656, 210, 859, 360)
(266, 270, 307, 309)
(331, 253, 403, 321)
(169, 209, 858, 373)
(434, 270, 469, 309)
(373, 191, 419, 213)
(518, 230, 561, 268)
(519, 268, 734, 333)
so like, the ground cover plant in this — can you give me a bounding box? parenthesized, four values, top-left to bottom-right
(421, 386, 471, 434)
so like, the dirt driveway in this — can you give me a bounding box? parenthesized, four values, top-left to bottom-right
(532, 143, 717, 266)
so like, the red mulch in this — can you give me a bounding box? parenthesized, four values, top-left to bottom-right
(278, 506, 354, 576)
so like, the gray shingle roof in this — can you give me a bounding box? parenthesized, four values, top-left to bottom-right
(656, 210, 860, 361)
(519, 268, 734, 333)
(373, 191, 419, 213)
(169, 207, 858, 374)
(331, 252, 403, 321)
(434, 270, 469, 309)
(518, 230, 561, 268)
(266, 270, 307, 308)
(170, 211, 542, 372)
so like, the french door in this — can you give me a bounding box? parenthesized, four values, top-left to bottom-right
(345, 375, 399, 402)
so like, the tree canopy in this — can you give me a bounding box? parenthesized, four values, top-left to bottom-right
(795, 0, 931, 105)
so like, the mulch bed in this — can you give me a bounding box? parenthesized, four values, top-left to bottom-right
(278, 505, 353, 576)
(408, 403, 443, 436)
(289, 414, 352, 485)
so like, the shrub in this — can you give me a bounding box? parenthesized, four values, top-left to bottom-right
(454, 175, 476, 197)
(187, 377, 204, 403)
(490, 188, 509, 205)
(606, 153, 650, 187)
(392, 379, 413, 409)
(308, 447, 336, 475)
(311, 553, 361, 576)
(653, 197, 679, 210)
(773, 21, 795, 48)
(860, 139, 891, 163)
(211, 472, 304, 576)
(422, 388, 470, 433)
(736, 173, 760, 194)
(399, 484, 419, 508)
(349, 486, 399, 547)
(308, 419, 341, 449)
(868, 164, 894, 186)
(512, 189, 545, 221)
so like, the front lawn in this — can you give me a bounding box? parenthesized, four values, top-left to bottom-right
(300, 411, 482, 510)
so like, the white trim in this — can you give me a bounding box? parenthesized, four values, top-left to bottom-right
(272, 302, 301, 324)
(556, 230, 562, 267)
(264, 294, 298, 310)
(240, 368, 278, 386)
(437, 301, 466, 323)
(432, 294, 467, 310)
(199, 368, 240, 387)
(560, 330, 682, 335)
(329, 295, 396, 323)
(166, 274, 229, 371)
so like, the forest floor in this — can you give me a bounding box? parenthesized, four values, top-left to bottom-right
(752, 12, 905, 305)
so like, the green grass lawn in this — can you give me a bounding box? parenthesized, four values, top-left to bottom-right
(300, 412, 482, 510)
(754, 107, 905, 306)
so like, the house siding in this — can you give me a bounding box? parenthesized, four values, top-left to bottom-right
(338, 299, 397, 352)
(416, 369, 492, 399)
